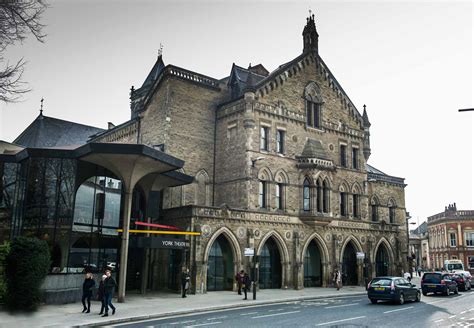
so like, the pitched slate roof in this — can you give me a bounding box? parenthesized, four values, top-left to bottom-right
(13, 114, 104, 148)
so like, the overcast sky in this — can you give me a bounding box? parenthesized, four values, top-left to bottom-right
(0, 0, 472, 225)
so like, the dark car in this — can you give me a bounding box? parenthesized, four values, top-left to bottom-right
(367, 276, 421, 305)
(421, 272, 458, 296)
(449, 273, 472, 291)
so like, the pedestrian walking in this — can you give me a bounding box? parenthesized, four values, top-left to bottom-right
(102, 269, 117, 317)
(81, 272, 96, 313)
(181, 268, 190, 298)
(417, 267, 422, 277)
(97, 274, 107, 315)
(404, 271, 411, 282)
(242, 271, 251, 300)
(333, 269, 342, 291)
(235, 270, 244, 295)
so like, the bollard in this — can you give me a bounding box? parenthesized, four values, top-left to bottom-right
(253, 281, 256, 300)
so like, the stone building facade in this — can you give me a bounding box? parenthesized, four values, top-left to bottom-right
(91, 15, 408, 292)
(427, 204, 474, 272)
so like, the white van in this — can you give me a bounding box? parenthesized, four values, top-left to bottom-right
(445, 259, 472, 278)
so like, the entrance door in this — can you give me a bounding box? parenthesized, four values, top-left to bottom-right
(375, 245, 389, 276)
(260, 238, 282, 289)
(207, 235, 234, 291)
(304, 240, 322, 287)
(342, 242, 358, 285)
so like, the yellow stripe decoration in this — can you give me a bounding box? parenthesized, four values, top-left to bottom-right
(117, 229, 201, 236)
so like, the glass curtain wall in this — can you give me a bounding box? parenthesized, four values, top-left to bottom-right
(70, 162, 122, 274)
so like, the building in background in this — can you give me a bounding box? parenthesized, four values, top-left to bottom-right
(409, 221, 429, 271)
(427, 203, 474, 272)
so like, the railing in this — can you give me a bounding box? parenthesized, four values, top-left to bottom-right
(428, 210, 474, 222)
(297, 157, 334, 169)
(167, 65, 220, 89)
(367, 172, 405, 186)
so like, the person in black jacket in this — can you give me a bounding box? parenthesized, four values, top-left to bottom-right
(181, 268, 190, 298)
(242, 272, 251, 300)
(81, 272, 96, 313)
(102, 270, 117, 317)
(97, 274, 107, 315)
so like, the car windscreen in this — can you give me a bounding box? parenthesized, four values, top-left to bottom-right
(370, 278, 392, 286)
(448, 264, 463, 270)
(423, 273, 442, 283)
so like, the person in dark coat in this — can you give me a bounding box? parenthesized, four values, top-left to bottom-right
(181, 268, 190, 298)
(102, 270, 117, 317)
(235, 270, 244, 295)
(81, 272, 96, 313)
(242, 272, 251, 300)
(97, 274, 107, 315)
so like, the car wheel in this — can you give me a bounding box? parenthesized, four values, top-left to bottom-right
(455, 286, 459, 295)
(399, 293, 405, 305)
(370, 299, 377, 304)
(415, 291, 421, 302)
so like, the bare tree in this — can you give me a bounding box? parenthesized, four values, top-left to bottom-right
(0, 0, 47, 103)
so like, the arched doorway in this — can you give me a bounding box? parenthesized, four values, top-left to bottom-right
(304, 240, 322, 287)
(375, 244, 390, 276)
(207, 235, 234, 291)
(342, 242, 358, 285)
(260, 237, 282, 289)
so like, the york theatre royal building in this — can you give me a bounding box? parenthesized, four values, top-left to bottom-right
(1, 15, 408, 300)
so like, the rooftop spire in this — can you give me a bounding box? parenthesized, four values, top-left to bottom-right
(39, 98, 44, 117)
(158, 43, 163, 58)
(362, 104, 371, 128)
(302, 12, 319, 54)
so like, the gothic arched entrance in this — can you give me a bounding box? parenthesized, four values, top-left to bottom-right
(342, 242, 358, 285)
(260, 238, 282, 289)
(375, 244, 390, 276)
(207, 235, 234, 291)
(304, 240, 322, 287)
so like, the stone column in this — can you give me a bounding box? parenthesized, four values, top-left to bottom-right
(321, 261, 328, 287)
(118, 189, 133, 302)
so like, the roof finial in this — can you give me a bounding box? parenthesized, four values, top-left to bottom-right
(40, 98, 44, 116)
(363, 104, 366, 111)
(158, 43, 163, 58)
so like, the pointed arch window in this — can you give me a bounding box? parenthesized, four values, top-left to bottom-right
(323, 180, 330, 213)
(389, 206, 395, 223)
(275, 183, 284, 210)
(304, 82, 323, 129)
(340, 192, 348, 217)
(352, 194, 360, 219)
(259, 180, 267, 208)
(303, 178, 311, 212)
(371, 204, 378, 222)
(316, 180, 322, 212)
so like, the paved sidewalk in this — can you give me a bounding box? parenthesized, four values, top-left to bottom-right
(0, 286, 367, 328)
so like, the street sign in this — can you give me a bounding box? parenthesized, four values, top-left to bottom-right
(130, 236, 189, 249)
(244, 248, 255, 256)
(356, 252, 365, 259)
